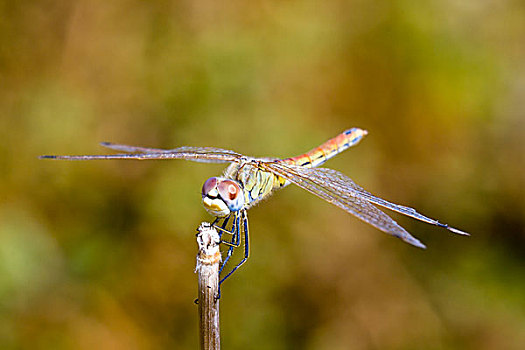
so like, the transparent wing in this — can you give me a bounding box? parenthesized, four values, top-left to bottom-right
(263, 162, 468, 247)
(262, 162, 425, 248)
(40, 144, 243, 163)
(100, 142, 242, 156)
(99, 142, 175, 153)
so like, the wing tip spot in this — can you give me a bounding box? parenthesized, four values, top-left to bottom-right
(415, 241, 427, 249)
(406, 237, 426, 249)
(447, 226, 470, 236)
(437, 222, 470, 236)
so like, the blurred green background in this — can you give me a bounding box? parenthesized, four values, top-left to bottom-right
(1, 0, 524, 349)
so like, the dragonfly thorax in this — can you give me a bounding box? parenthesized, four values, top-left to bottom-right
(223, 159, 288, 210)
(201, 177, 245, 217)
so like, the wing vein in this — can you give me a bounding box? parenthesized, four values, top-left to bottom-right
(260, 162, 426, 248)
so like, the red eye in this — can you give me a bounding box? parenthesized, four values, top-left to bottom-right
(202, 177, 218, 196)
(218, 180, 241, 200)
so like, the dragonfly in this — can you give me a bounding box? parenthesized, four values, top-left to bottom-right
(41, 128, 469, 287)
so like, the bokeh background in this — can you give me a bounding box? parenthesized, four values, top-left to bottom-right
(1, 0, 524, 349)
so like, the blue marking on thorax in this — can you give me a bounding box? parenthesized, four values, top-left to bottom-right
(246, 190, 254, 203)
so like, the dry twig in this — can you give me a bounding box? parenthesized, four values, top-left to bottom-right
(195, 222, 221, 350)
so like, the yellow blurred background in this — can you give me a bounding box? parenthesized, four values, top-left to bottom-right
(1, 1, 524, 349)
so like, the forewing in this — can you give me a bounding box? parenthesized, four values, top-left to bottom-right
(301, 167, 468, 235)
(99, 142, 172, 153)
(40, 145, 243, 163)
(262, 162, 426, 248)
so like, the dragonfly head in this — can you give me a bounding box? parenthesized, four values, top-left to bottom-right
(201, 177, 245, 217)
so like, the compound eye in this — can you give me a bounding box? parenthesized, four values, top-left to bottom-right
(217, 180, 241, 201)
(202, 177, 218, 196)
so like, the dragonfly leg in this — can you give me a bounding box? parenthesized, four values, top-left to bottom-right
(219, 213, 241, 273)
(213, 215, 241, 245)
(212, 215, 231, 237)
(217, 213, 242, 247)
(215, 213, 241, 300)
(218, 210, 250, 291)
(211, 216, 221, 227)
